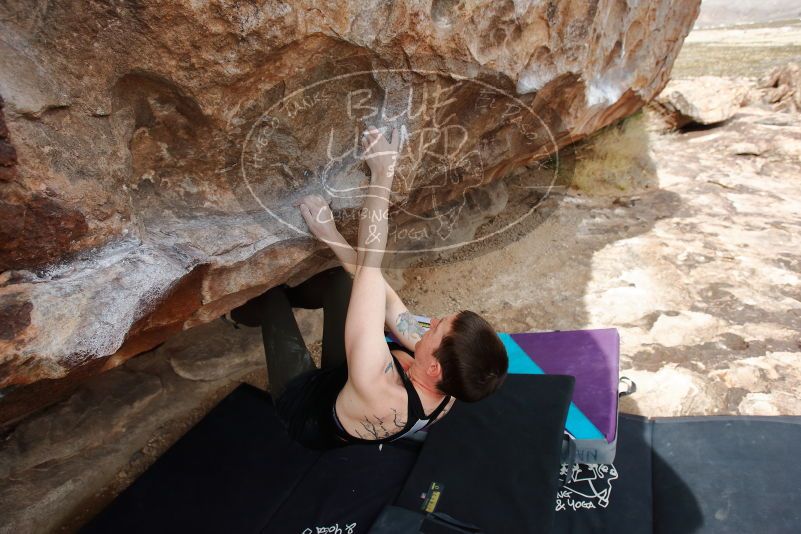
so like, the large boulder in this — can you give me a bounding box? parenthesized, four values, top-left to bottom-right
(0, 0, 700, 423)
(650, 76, 749, 128)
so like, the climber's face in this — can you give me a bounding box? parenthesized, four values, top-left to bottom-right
(413, 313, 457, 369)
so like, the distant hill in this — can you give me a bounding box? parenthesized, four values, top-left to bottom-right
(695, 0, 801, 28)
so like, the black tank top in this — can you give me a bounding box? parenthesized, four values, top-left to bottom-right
(331, 341, 452, 445)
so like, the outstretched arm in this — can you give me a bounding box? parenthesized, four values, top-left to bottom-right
(298, 195, 425, 353)
(301, 126, 399, 393)
(344, 127, 399, 390)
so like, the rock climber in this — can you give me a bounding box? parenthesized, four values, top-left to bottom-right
(225, 126, 508, 449)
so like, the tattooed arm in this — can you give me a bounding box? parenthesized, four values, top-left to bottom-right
(385, 292, 427, 353)
(327, 237, 423, 353)
(297, 194, 425, 353)
(342, 127, 399, 391)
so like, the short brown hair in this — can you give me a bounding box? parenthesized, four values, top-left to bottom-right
(433, 310, 508, 402)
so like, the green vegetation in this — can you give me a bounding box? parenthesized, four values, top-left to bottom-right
(673, 43, 801, 78)
(672, 19, 801, 78)
(566, 111, 657, 195)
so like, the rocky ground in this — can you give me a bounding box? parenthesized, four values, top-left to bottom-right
(400, 100, 801, 418)
(2, 22, 801, 534)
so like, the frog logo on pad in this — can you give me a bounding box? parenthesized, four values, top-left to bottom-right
(556, 463, 619, 511)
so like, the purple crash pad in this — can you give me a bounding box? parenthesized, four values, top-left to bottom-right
(509, 329, 619, 443)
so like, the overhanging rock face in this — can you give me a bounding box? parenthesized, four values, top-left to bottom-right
(0, 0, 700, 422)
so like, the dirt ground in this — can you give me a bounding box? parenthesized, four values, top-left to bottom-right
(393, 19, 801, 418)
(672, 18, 801, 77)
(398, 100, 801, 417)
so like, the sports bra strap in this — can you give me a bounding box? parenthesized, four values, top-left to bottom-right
(333, 342, 453, 444)
(428, 394, 452, 419)
(422, 394, 452, 430)
(388, 354, 424, 416)
(389, 352, 451, 423)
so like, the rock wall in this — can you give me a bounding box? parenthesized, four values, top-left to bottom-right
(0, 0, 700, 424)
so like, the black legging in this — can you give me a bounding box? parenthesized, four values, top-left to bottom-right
(230, 266, 353, 400)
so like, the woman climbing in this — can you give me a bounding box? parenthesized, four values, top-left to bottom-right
(226, 126, 508, 449)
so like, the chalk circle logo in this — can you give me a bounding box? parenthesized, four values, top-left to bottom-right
(237, 65, 569, 264)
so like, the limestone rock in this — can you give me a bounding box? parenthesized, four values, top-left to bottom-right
(738, 391, 801, 416)
(0, 369, 163, 480)
(758, 62, 801, 113)
(0, 316, 274, 533)
(729, 142, 763, 156)
(0, 0, 700, 423)
(650, 76, 749, 128)
(0, 96, 16, 181)
(618, 365, 722, 416)
(168, 319, 264, 381)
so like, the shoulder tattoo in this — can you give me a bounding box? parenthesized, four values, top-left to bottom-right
(396, 311, 426, 342)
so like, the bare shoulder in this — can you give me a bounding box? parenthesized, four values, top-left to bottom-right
(341, 357, 406, 407)
(391, 348, 415, 371)
(345, 341, 394, 396)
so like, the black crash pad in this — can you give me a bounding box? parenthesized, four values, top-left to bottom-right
(392, 374, 576, 534)
(81, 384, 420, 534)
(652, 416, 801, 534)
(86, 381, 801, 533)
(82, 375, 578, 534)
(553, 414, 801, 534)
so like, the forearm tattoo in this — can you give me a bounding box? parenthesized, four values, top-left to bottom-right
(396, 311, 426, 342)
